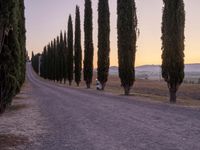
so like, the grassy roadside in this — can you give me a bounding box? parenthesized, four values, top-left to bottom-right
(104, 75, 200, 107)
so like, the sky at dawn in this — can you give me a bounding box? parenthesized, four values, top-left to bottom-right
(25, 0, 200, 67)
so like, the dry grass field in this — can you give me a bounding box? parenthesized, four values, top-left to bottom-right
(75, 73, 200, 107)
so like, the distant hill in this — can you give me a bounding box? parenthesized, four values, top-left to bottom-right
(108, 63, 200, 82)
(184, 63, 200, 72)
(109, 63, 200, 73)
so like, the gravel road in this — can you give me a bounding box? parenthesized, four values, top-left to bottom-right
(26, 64, 200, 150)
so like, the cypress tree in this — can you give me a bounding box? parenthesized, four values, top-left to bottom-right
(0, 0, 13, 113)
(56, 36, 60, 82)
(50, 41, 54, 80)
(31, 51, 34, 62)
(53, 39, 57, 81)
(59, 31, 64, 83)
(40, 49, 44, 78)
(56, 36, 62, 82)
(117, 0, 138, 95)
(0, 0, 26, 113)
(74, 6, 82, 86)
(97, 0, 110, 90)
(43, 47, 47, 79)
(0, 0, 12, 52)
(32, 53, 40, 74)
(18, 0, 26, 86)
(84, 0, 94, 88)
(63, 31, 68, 84)
(67, 15, 73, 85)
(161, 0, 185, 103)
(46, 44, 51, 79)
(8, 0, 22, 95)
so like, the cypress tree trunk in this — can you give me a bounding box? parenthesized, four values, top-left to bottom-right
(84, 0, 94, 89)
(67, 15, 73, 86)
(169, 87, 176, 103)
(124, 85, 130, 96)
(74, 6, 82, 87)
(117, 0, 138, 95)
(161, 0, 185, 103)
(97, 0, 110, 91)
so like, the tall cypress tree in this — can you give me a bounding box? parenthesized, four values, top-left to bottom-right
(67, 15, 73, 85)
(31, 51, 34, 62)
(117, 0, 138, 95)
(56, 37, 60, 82)
(8, 0, 22, 95)
(0, 0, 14, 113)
(43, 45, 47, 78)
(0, 0, 26, 113)
(32, 53, 40, 74)
(59, 31, 64, 83)
(161, 0, 185, 103)
(74, 6, 82, 86)
(57, 35, 63, 83)
(63, 31, 68, 84)
(97, 0, 110, 90)
(84, 0, 94, 88)
(50, 41, 54, 80)
(0, 0, 12, 52)
(18, 0, 26, 86)
(40, 49, 44, 78)
(53, 39, 56, 81)
(47, 43, 51, 79)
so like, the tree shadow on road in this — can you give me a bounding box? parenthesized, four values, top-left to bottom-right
(0, 134, 29, 150)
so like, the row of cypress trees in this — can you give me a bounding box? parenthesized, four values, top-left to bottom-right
(117, 0, 185, 103)
(32, 6, 82, 86)
(32, 0, 185, 103)
(0, 0, 26, 113)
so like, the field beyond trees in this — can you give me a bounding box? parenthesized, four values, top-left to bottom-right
(72, 73, 200, 107)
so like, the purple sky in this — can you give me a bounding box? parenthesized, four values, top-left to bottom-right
(25, 0, 200, 67)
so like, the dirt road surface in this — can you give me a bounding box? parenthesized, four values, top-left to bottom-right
(1, 64, 200, 150)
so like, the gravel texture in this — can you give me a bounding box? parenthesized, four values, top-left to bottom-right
(2, 64, 200, 150)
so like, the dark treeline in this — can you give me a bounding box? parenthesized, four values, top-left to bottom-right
(0, 0, 26, 113)
(33, 30, 69, 83)
(32, 0, 185, 103)
(32, 14, 77, 85)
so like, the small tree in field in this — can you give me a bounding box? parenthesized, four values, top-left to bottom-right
(161, 0, 185, 103)
(117, 0, 138, 95)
